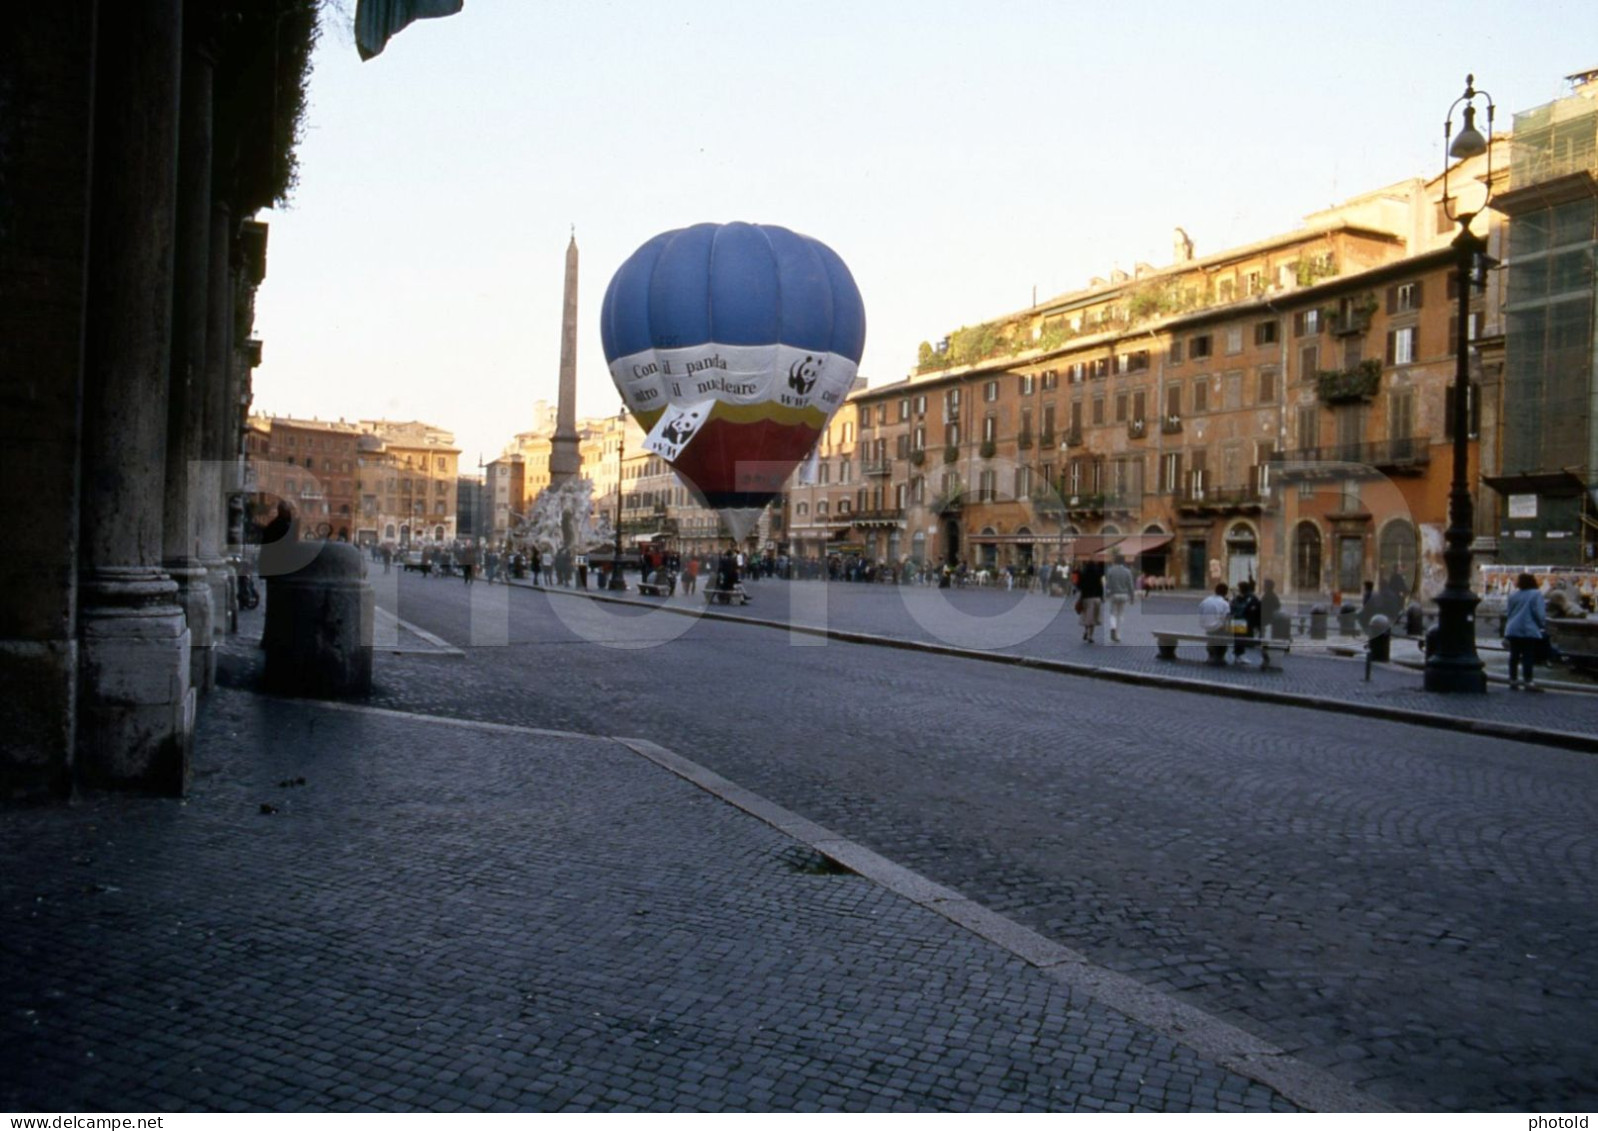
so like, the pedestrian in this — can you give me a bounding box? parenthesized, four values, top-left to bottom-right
(1229, 579, 1262, 665)
(1104, 552, 1135, 643)
(1076, 557, 1105, 644)
(1199, 581, 1232, 665)
(683, 556, 699, 595)
(1504, 571, 1549, 691)
(1260, 577, 1285, 639)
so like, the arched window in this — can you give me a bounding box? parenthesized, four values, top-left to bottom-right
(1378, 520, 1417, 592)
(1294, 521, 1323, 592)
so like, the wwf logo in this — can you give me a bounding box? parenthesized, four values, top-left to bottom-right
(788, 356, 819, 395)
(662, 418, 695, 445)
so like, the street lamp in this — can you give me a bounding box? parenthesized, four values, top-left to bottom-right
(609, 406, 627, 590)
(1424, 74, 1494, 693)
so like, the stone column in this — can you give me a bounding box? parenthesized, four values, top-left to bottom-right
(199, 197, 236, 637)
(77, 0, 193, 794)
(164, 8, 217, 692)
(0, 3, 97, 798)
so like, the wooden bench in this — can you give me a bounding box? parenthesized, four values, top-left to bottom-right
(1153, 630, 1292, 670)
(704, 584, 751, 606)
(636, 571, 675, 597)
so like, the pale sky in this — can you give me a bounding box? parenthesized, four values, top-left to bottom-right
(252, 0, 1596, 472)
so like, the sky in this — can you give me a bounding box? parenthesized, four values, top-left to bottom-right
(251, 0, 1598, 472)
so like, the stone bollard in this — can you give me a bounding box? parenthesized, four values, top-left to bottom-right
(261, 540, 373, 698)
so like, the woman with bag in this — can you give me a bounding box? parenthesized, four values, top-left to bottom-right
(1504, 572, 1549, 692)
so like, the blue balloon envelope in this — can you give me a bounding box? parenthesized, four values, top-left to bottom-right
(601, 223, 865, 526)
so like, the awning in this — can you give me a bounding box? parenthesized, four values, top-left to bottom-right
(1028, 533, 1173, 559)
(1481, 470, 1589, 498)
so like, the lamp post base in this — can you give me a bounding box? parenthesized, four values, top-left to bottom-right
(1423, 589, 1488, 693)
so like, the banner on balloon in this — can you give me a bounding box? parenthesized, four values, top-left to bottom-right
(642, 402, 712, 463)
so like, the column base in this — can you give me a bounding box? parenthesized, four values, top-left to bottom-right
(78, 567, 194, 795)
(167, 557, 215, 693)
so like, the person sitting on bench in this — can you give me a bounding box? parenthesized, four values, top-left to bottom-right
(1198, 582, 1232, 666)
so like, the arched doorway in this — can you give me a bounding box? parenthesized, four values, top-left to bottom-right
(1294, 521, 1323, 593)
(1378, 519, 1417, 594)
(911, 530, 926, 565)
(1225, 521, 1258, 588)
(977, 527, 998, 570)
(944, 518, 961, 566)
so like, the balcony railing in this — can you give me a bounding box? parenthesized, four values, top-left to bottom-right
(1175, 484, 1270, 512)
(1275, 436, 1433, 474)
(1127, 419, 1148, 440)
(1161, 415, 1183, 435)
(862, 460, 893, 477)
(851, 507, 904, 525)
(1064, 427, 1085, 448)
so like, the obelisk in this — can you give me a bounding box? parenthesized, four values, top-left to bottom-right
(548, 231, 582, 487)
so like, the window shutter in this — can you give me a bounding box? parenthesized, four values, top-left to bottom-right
(1412, 280, 1423, 309)
(1385, 331, 1396, 366)
(1385, 286, 1397, 315)
(1293, 311, 1305, 336)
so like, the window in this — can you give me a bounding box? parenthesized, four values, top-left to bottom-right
(914, 394, 927, 415)
(1042, 405, 1056, 440)
(984, 380, 999, 403)
(944, 389, 961, 417)
(842, 422, 854, 444)
(896, 434, 910, 458)
(1255, 320, 1279, 346)
(1225, 326, 1244, 354)
(1193, 378, 1208, 414)
(1245, 270, 1264, 296)
(979, 470, 997, 502)
(1114, 391, 1129, 423)
(1294, 309, 1322, 336)
(1257, 369, 1278, 403)
(1389, 388, 1414, 440)
(817, 500, 829, 516)
(1020, 407, 1033, 439)
(983, 414, 997, 443)
(945, 422, 960, 447)
(1018, 374, 1036, 396)
(1389, 282, 1423, 313)
(1091, 397, 1105, 426)
(1015, 466, 1033, 498)
(1165, 383, 1182, 418)
(876, 404, 887, 424)
(1191, 334, 1212, 359)
(1132, 390, 1146, 424)
(1169, 339, 1185, 365)
(1041, 370, 1059, 390)
(1299, 344, 1320, 383)
(1296, 404, 1320, 450)
(913, 425, 926, 451)
(1159, 451, 1183, 493)
(1387, 326, 1417, 366)
(898, 398, 909, 421)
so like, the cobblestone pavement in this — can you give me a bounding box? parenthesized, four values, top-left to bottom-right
(522, 577, 1598, 746)
(350, 574, 1598, 1111)
(1, 685, 1306, 1113)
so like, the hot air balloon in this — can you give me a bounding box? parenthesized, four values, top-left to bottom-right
(600, 222, 866, 540)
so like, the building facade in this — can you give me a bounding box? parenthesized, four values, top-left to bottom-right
(788, 170, 1503, 599)
(1490, 71, 1598, 567)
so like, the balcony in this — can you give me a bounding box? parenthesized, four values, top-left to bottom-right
(1315, 359, 1382, 405)
(1275, 436, 1433, 477)
(851, 507, 904, 526)
(1127, 419, 1148, 440)
(1161, 415, 1183, 435)
(862, 459, 893, 478)
(1175, 484, 1270, 515)
(1063, 427, 1085, 449)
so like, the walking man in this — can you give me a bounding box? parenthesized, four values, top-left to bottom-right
(1104, 552, 1135, 643)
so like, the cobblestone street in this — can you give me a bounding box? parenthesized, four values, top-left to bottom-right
(4, 575, 1596, 1112)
